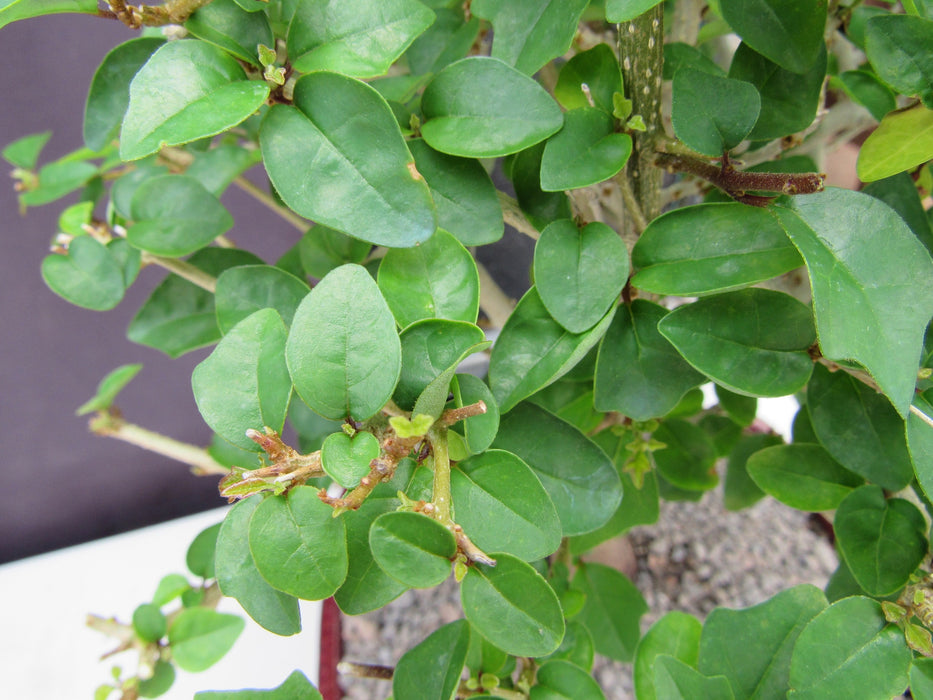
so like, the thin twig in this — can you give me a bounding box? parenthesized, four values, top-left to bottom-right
(233, 176, 309, 233)
(497, 190, 539, 241)
(140, 252, 217, 292)
(615, 171, 648, 234)
(475, 260, 514, 329)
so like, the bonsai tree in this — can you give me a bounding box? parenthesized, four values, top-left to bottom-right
(4, 0, 933, 697)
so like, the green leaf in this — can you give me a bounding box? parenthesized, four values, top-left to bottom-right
(632, 202, 802, 296)
(194, 671, 322, 699)
(287, 0, 433, 77)
(153, 573, 191, 606)
(186, 521, 221, 580)
(461, 553, 564, 657)
(406, 7, 480, 76)
(719, 0, 826, 74)
(185, 144, 262, 196)
(569, 466, 659, 554)
(133, 603, 167, 643)
(594, 300, 705, 420)
(654, 656, 735, 700)
(572, 562, 647, 662)
(84, 38, 165, 151)
(909, 395, 933, 501)
(605, 0, 663, 22)
(286, 264, 401, 422)
(806, 363, 913, 490)
(321, 430, 379, 489)
(652, 418, 718, 491)
(450, 374, 499, 455)
(493, 402, 622, 536)
(533, 220, 628, 333)
(0, 0, 97, 29)
(192, 309, 291, 452)
(451, 450, 561, 561)
(120, 40, 269, 161)
(471, 0, 590, 75)
(663, 42, 727, 79)
(698, 584, 828, 699)
(41, 235, 125, 311)
(554, 43, 623, 113)
(107, 239, 142, 290)
(540, 107, 633, 191)
(18, 157, 98, 207)
(858, 104, 933, 182)
(658, 289, 815, 397)
(747, 443, 863, 511)
(634, 612, 702, 700)
(127, 248, 262, 357)
(185, 0, 273, 66)
(538, 620, 595, 671)
(510, 141, 572, 231)
(865, 14, 933, 105)
(297, 225, 370, 279)
(334, 498, 410, 615)
(248, 486, 348, 600)
(715, 385, 756, 427)
(529, 659, 606, 700)
(138, 660, 175, 698)
(214, 265, 309, 334)
(862, 173, 933, 253)
(128, 175, 233, 257)
(261, 72, 435, 247)
(489, 287, 615, 414)
(76, 363, 142, 415)
(378, 230, 480, 329)
(215, 497, 301, 635)
(910, 658, 933, 700)
(788, 596, 911, 700)
(168, 608, 245, 672)
(834, 485, 927, 596)
(774, 189, 933, 415)
(406, 139, 503, 246)
(835, 69, 897, 122)
(394, 620, 470, 700)
(369, 511, 455, 588)
(671, 69, 760, 156)
(2, 130, 50, 170)
(729, 42, 827, 141)
(724, 433, 782, 511)
(421, 57, 564, 158)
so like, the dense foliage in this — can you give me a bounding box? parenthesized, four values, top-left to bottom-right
(5, 0, 933, 697)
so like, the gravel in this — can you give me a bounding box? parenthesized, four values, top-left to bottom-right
(339, 485, 837, 699)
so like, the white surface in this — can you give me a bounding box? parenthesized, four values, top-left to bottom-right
(0, 508, 321, 698)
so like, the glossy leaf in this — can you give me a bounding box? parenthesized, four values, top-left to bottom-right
(248, 486, 348, 600)
(664, 42, 726, 79)
(605, 0, 663, 22)
(76, 363, 142, 416)
(1, 130, 50, 170)
(405, 7, 480, 76)
(84, 38, 164, 151)
(719, 0, 826, 74)
(287, 0, 433, 77)
(472, 0, 589, 75)
(41, 235, 124, 311)
(530, 660, 606, 700)
(858, 104, 933, 182)
(806, 364, 913, 490)
(572, 563, 647, 662)
(910, 658, 933, 700)
(698, 584, 828, 700)
(186, 144, 261, 196)
(569, 467, 659, 554)
(835, 485, 927, 596)
(534, 220, 628, 333)
(421, 57, 563, 158)
(185, 0, 272, 66)
(862, 173, 933, 253)
(594, 300, 704, 420)
(729, 42, 827, 141)
(128, 175, 233, 257)
(658, 289, 815, 397)
(286, 264, 401, 422)
(489, 287, 615, 413)
(451, 450, 561, 561)
(672, 69, 760, 156)
(652, 418, 718, 491)
(378, 230, 480, 329)
(297, 225, 370, 279)
(394, 620, 470, 700)
(747, 444, 863, 511)
(632, 203, 802, 296)
(724, 433, 781, 511)
(835, 69, 897, 122)
(716, 385, 757, 427)
(369, 511, 455, 588)
(461, 553, 564, 657)
(539, 620, 595, 671)
(168, 608, 245, 672)
(214, 265, 309, 334)
(0, 0, 97, 29)
(910, 395, 933, 501)
(215, 497, 301, 636)
(540, 108, 632, 191)
(865, 14, 933, 105)
(450, 374, 499, 455)
(127, 248, 262, 357)
(788, 596, 911, 700)
(493, 402, 621, 536)
(654, 656, 735, 700)
(186, 522, 221, 580)
(18, 157, 97, 207)
(510, 141, 572, 230)
(554, 43, 623, 114)
(775, 189, 933, 415)
(120, 40, 269, 161)
(634, 612, 702, 700)
(320, 430, 378, 490)
(261, 72, 435, 247)
(194, 671, 321, 699)
(192, 309, 291, 452)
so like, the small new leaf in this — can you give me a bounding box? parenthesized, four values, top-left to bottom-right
(626, 115, 647, 131)
(389, 413, 434, 438)
(613, 92, 633, 120)
(257, 43, 277, 67)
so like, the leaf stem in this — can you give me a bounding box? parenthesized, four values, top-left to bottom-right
(140, 252, 217, 292)
(337, 661, 394, 680)
(233, 176, 309, 233)
(428, 426, 453, 526)
(497, 190, 539, 241)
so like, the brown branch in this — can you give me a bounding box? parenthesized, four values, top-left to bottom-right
(107, 0, 215, 28)
(439, 400, 487, 427)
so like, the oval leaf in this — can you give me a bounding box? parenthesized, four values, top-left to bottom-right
(672, 68, 760, 156)
(321, 430, 379, 490)
(540, 107, 633, 191)
(554, 43, 622, 113)
(531, 659, 606, 700)
(571, 562, 647, 662)
(450, 373, 500, 455)
(185, 0, 272, 66)
(654, 656, 735, 700)
(747, 443, 863, 511)
(394, 619, 470, 700)
(634, 612, 702, 700)
(369, 511, 456, 588)
(168, 608, 245, 672)
(719, 0, 827, 74)
(41, 235, 124, 311)
(194, 670, 321, 699)
(214, 265, 309, 333)
(76, 363, 143, 416)
(865, 14, 933, 104)
(858, 103, 933, 182)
